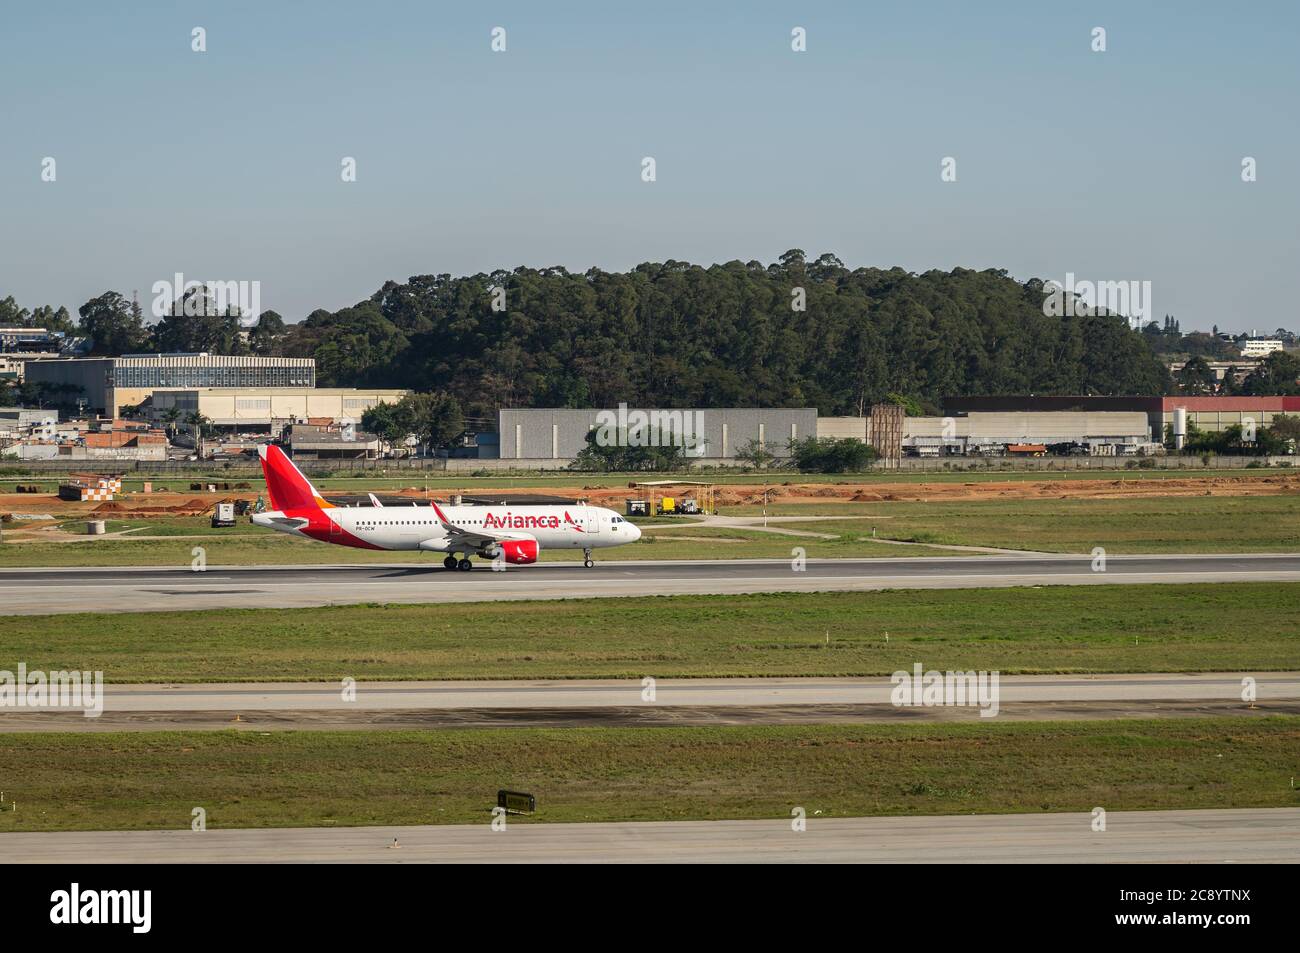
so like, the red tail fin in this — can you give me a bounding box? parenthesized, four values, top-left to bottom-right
(258, 444, 331, 511)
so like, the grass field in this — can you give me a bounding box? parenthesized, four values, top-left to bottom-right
(721, 495, 1300, 553)
(4, 493, 1299, 565)
(0, 523, 952, 566)
(0, 718, 1294, 831)
(3, 465, 1294, 496)
(8, 583, 1299, 681)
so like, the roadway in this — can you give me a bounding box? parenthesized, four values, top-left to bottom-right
(3, 673, 1295, 732)
(2, 808, 1295, 863)
(5, 553, 1300, 614)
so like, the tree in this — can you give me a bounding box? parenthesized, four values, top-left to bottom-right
(735, 438, 777, 469)
(361, 392, 464, 456)
(184, 411, 216, 439)
(161, 406, 182, 438)
(397, 392, 464, 455)
(1238, 351, 1300, 396)
(78, 291, 148, 355)
(264, 256, 1171, 419)
(361, 402, 405, 454)
(249, 310, 286, 354)
(1175, 355, 1217, 395)
(151, 286, 246, 354)
(571, 427, 688, 471)
(29, 304, 76, 333)
(787, 437, 878, 473)
(1268, 414, 1300, 446)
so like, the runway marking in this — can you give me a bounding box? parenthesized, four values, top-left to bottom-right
(3, 808, 1296, 863)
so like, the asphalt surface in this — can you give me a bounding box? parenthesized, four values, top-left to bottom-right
(3, 673, 1294, 732)
(3, 809, 1296, 863)
(5, 553, 1300, 614)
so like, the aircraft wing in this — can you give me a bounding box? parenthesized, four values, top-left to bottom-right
(419, 500, 532, 552)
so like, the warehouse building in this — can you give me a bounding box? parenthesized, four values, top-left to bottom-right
(821, 412, 1154, 456)
(148, 387, 408, 432)
(1158, 396, 1300, 436)
(942, 395, 1300, 439)
(25, 353, 316, 415)
(497, 407, 817, 462)
(902, 412, 1153, 455)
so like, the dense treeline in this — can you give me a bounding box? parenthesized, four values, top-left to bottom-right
(274, 251, 1173, 417)
(5, 251, 1182, 415)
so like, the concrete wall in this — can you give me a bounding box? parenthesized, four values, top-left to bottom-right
(497, 408, 817, 459)
(818, 417, 869, 440)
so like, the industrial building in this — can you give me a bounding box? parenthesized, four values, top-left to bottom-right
(1157, 396, 1300, 436)
(24, 353, 317, 416)
(497, 407, 817, 462)
(147, 387, 408, 432)
(901, 412, 1153, 456)
(942, 395, 1300, 440)
(821, 412, 1155, 457)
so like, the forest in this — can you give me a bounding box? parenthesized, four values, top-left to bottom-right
(3, 251, 1192, 416)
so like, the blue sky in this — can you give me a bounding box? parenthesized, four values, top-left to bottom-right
(1, 1, 1295, 332)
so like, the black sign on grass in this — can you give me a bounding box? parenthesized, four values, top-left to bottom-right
(497, 790, 536, 815)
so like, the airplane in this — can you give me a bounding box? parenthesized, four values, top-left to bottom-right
(250, 444, 640, 569)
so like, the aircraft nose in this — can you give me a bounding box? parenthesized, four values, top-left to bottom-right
(631, 522, 642, 541)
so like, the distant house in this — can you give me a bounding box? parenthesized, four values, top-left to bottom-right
(1240, 339, 1284, 358)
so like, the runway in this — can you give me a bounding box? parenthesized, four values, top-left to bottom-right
(5, 552, 1300, 614)
(3, 673, 1295, 732)
(2, 808, 1295, 863)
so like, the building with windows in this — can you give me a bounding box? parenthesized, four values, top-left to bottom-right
(147, 387, 408, 432)
(1239, 339, 1284, 358)
(24, 353, 316, 415)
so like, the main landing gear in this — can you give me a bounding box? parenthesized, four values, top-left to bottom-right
(443, 555, 473, 571)
(583, 547, 594, 569)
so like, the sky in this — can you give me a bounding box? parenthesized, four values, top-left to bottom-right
(1, 0, 1296, 333)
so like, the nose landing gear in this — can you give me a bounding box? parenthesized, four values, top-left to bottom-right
(583, 547, 594, 569)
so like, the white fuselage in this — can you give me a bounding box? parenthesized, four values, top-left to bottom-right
(254, 503, 639, 554)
